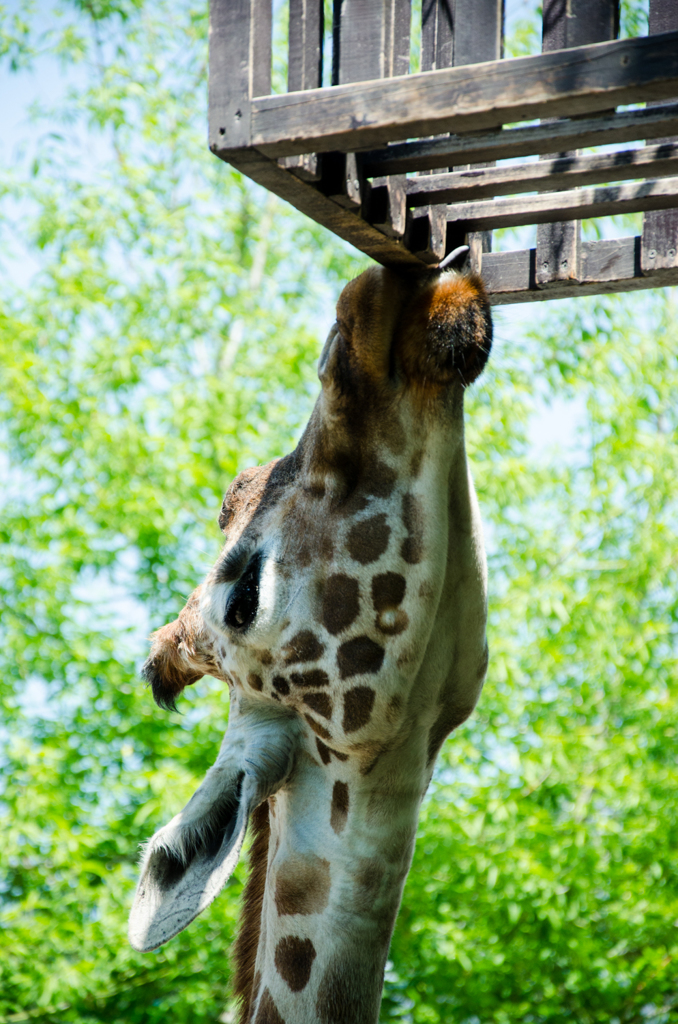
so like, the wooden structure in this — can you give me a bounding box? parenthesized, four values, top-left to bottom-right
(209, 0, 678, 304)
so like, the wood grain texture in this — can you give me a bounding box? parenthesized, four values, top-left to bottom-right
(403, 143, 678, 204)
(642, 0, 678, 273)
(362, 103, 678, 176)
(208, 0, 254, 151)
(485, 237, 678, 304)
(217, 146, 423, 268)
(536, 0, 618, 288)
(444, 176, 678, 231)
(248, 33, 678, 156)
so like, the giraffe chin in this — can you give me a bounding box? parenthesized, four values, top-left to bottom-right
(128, 703, 301, 952)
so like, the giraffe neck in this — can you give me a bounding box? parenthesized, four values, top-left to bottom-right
(242, 736, 428, 1024)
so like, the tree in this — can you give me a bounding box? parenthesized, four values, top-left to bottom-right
(1, 2, 676, 1022)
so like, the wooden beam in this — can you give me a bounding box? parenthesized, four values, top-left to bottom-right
(404, 143, 678, 205)
(444, 176, 678, 232)
(219, 146, 423, 268)
(243, 32, 678, 156)
(642, 0, 678, 275)
(484, 237, 678, 304)
(362, 103, 678, 176)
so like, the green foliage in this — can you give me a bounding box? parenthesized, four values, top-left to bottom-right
(1, 2, 676, 1023)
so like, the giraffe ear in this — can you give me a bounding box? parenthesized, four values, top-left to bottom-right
(128, 709, 300, 952)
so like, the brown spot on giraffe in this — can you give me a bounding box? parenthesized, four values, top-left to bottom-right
(316, 738, 349, 764)
(321, 574, 360, 636)
(352, 857, 385, 913)
(372, 571, 409, 635)
(337, 636, 384, 680)
(401, 493, 424, 564)
(316, 737, 331, 765)
(253, 987, 285, 1024)
(256, 649, 274, 666)
(290, 668, 330, 689)
(304, 714, 332, 741)
(272, 676, 289, 696)
(330, 781, 349, 834)
(365, 459, 397, 498)
(248, 672, 263, 692)
(371, 572, 406, 612)
(282, 630, 325, 665)
(274, 936, 317, 993)
(346, 514, 391, 565)
(274, 853, 331, 916)
(303, 691, 332, 719)
(343, 687, 376, 733)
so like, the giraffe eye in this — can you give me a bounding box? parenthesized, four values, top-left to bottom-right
(225, 552, 262, 631)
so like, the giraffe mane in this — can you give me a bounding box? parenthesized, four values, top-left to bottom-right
(234, 801, 270, 1023)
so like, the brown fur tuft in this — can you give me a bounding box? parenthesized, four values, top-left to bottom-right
(234, 801, 271, 1024)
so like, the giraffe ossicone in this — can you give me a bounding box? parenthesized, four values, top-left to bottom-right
(129, 265, 493, 1024)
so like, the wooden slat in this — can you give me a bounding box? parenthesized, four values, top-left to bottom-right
(362, 103, 678, 176)
(208, 0, 256, 151)
(404, 143, 678, 204)
(484, 237, 678, 304)
(536, 0, 619, 290)
(288, 0, 323, 91)
(334, 0, 410, 83)
(331, 0, 411, 240)
(642, 0, 678, 275)
(414, 0, 503, 265)
(444, 176, 678, 232)
(281, 0, 324, 181)
(245, 33, 678, 156)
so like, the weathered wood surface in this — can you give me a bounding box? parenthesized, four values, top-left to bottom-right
(243, 33, 678, 156)
(485, 237, 678, 304)
(220, 146, 423, 268)
(362, 103, 678, 176)
(403, 143, 678, 204)
(280, 0, 324, 180)
(445, 176, 678, 232)
(642, 0, 678, 274)
(536, 0, 618, 289)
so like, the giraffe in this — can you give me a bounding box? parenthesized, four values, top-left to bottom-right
(128, 264, 492, 1024)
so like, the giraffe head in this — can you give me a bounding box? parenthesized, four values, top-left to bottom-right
(129, 266, 491, 1016)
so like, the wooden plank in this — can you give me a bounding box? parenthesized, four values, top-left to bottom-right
(537, 0, 618, 288)
(444, 176, 678, 232)
(361, 103, 678, 176)
(421, 0, 453, 72)
(485, 237, 678, 304)
(404, 144, 678, 203)
(218, 145, 423, 268)
(452, 0, 504, 273)
(334, 0, 410, 83)
(333, 0, 411, 240)
(542, 0, 618, 52)
(246, 33, 678, 156)
(282, 0, 324, 181)
(288, 0, 323, 91)
(208, 0, 256, 150)
(642, 0, 678, 274)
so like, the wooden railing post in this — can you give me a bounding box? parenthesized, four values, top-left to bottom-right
(325, 0, 411, 234)
(208, 0, 271, 154)
(281, 0, 324, 181)
(415, 0, 504, 266)
(642, 0, 678, 277)
(536, 0, 619, 290)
